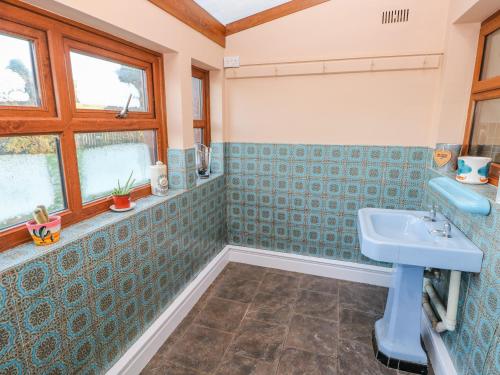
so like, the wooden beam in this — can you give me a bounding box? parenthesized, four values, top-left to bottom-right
(148, 0, 226, 47)
(226, 0, 330, 36)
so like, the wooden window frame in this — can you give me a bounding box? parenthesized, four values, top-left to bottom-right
(63, 40, 156, 120)
(192, 66, 211, 146)
(0, 0, 167, 251)
(462, 10, 500, 187)
(0, 18, 57, 119)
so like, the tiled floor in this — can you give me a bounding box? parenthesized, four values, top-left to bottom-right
(142, 262, 434, 375)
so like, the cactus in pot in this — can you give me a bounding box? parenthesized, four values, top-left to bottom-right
(112, 171, 135, 209)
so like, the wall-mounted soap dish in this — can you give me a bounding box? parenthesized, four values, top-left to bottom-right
(429, 177, 491, 215)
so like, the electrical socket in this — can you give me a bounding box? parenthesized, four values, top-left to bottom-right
(224, 56, 240, 68)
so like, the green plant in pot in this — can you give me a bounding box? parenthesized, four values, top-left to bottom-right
(112, 172, 135, 209)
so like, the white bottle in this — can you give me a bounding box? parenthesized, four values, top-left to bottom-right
(496, 183, 500, 204)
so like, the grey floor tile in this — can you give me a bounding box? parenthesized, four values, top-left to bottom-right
(142, 361, 206, 375)
(339, 281, 387, 315)
(165, 324, 233, 373)
(223, 262, 268, 282)
(259, 272, 300, 298)
(143, 266, 436, 375)
(294, 289, 338, 321)
(214, 274, 260, 303)
(338, 339, 397, 375)
(276, 348, 337, 375)
(339, 308, 380, 345)
(215, 353, 277, 375)
(246, 291, 295, 324)
(194, 297, 248, 332)
(229, 319, 288, 362)
(299, 274, 340, 295)
(286, 314, 338, 357)
(264, 268, 303, 278)
(161, 307, 200, 348)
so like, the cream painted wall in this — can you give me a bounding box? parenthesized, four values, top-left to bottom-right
(226, 70, 438, 146)
(224, 0, 451, 146)
(431, 0, 498, 144)
(25, 0, 225, 149)
(226, 0, 449, 65)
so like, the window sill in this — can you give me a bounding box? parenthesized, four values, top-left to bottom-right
(0, 188, 187, 272)
(429, 168, 499, 205)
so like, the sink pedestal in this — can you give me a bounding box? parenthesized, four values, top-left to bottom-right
(373, 264, 428, 374)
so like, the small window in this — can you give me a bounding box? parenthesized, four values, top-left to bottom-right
(463, 10, 500, 186)
(480, 28, 500, 81)
(0, 135, 65, 230)
(0, 33, 39, 107)
(192, 66, 211, 146)
(192, 76, 203, 120)
(468, 97, 500, 164)
(194, 128, 204, 144)
(69, 51, 148, 112)
(75, 131, 157, 203)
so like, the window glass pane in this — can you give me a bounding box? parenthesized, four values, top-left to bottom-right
(469, 97, 500, 163)
(480, 28, 500, 80)
(0, 135, 65, 230)
(194, 128, 204, 145)
(192, 77, 203, 120)
(75, 131, 156, 203)
(70, 51, 148, 112)
(0, 33, 39, 107)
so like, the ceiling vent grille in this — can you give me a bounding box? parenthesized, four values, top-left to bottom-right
(382, 9, 410, 24)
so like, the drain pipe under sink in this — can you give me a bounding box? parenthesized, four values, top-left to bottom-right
(422, 270, 461, 333)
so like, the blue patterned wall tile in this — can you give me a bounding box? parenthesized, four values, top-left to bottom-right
(0, 174, 226, 373)
(424, 168, 499, 375)
(226, 143, 430, 267)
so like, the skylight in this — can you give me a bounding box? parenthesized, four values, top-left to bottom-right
(194, 0, 291, 25)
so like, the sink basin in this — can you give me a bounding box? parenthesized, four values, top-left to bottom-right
(358, 208, 483, 272)
(357, 208, 483, 373)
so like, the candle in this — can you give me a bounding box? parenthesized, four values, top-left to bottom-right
(150, 161, 168, 196)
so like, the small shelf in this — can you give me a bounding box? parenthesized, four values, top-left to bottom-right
(429, 177, 491, 216)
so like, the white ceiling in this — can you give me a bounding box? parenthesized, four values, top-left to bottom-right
(194, 0, 291, 25)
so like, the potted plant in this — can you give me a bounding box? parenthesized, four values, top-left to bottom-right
(112, 172, 135, 209)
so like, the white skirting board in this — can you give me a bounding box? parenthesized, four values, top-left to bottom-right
(107, 245, 457, 375)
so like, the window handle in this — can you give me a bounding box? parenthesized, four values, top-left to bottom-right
(116, 94, 132, 119)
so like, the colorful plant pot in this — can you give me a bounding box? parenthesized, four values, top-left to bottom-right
(112, 194, 131, 209)
(456, 156, 492, 184)
(26, 215, 61, 246)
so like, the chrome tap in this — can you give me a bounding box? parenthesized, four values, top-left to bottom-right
(422, 203, 437, 222)
(430, 221, 452, 238)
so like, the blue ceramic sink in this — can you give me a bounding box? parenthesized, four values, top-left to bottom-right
(357, 208, 483, 371)
(358, 208, 483, 272)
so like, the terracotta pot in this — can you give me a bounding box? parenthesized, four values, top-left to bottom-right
(26, 215, 61, 246)
(113, 194, 131, 209)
